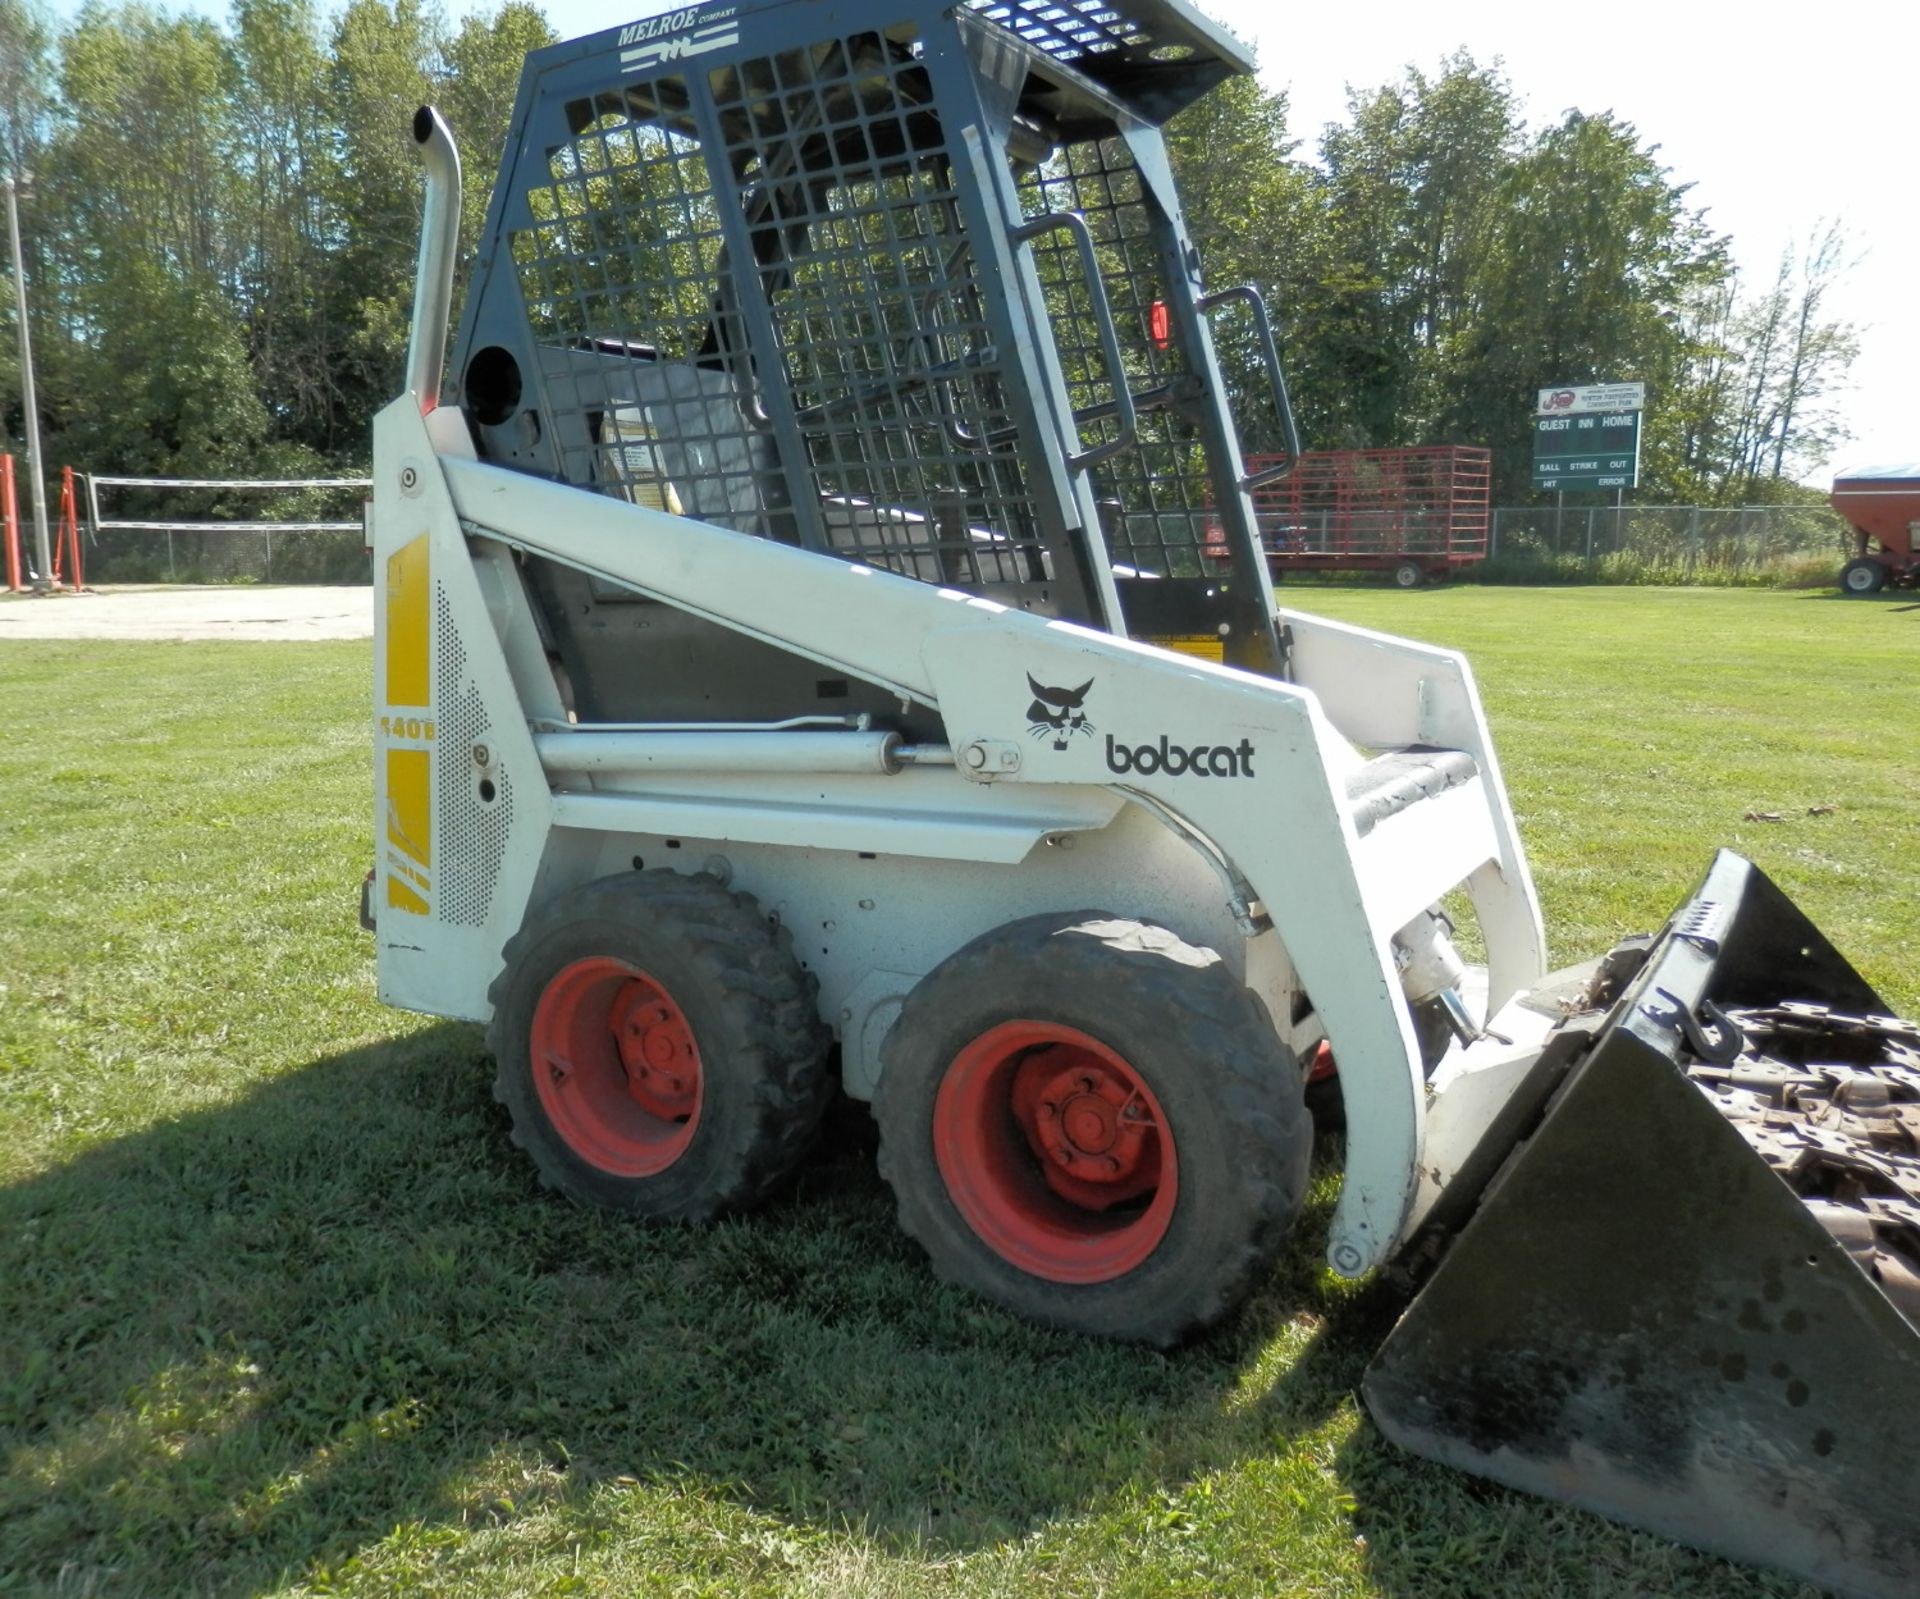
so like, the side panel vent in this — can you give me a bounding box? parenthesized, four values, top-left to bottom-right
(435, 585, 513, 926)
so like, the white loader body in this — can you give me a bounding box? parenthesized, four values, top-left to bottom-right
(371, 394, 1546, 1276)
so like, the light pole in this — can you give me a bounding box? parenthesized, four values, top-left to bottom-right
(4, 171, 51, 590)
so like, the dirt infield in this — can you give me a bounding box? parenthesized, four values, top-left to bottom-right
(0, 585, 373, 641)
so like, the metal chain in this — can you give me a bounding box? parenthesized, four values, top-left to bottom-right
(1684, 1003, 1920, 1327)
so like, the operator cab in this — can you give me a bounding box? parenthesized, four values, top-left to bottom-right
(448, 0, 1297, 724)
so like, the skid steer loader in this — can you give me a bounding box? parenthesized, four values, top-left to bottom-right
(364, 2, 1920, 1592)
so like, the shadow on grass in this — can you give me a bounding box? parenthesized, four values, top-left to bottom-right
(3, 1027, 1391, 1594)
(3, 1030, 1803, 1599)
(1788, 589, 1920, 608)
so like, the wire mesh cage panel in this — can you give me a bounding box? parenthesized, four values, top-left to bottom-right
(1021, 138, 1214, 578)
(961, 0, 1155, 61)
(498, 29, 1058, 590)
(454, 0, 1277, 664)
(512, 91, 755, 521)
(715, 31, 1046, 586)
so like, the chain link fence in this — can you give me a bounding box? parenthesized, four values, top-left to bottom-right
(82, 525, 373, 585)
(80, 476, 372, 585)
(1490, 504, 1852, 576)
(59, 477, 1857, 589)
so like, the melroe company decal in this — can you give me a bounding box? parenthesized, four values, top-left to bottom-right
(619, 6, 740, 73)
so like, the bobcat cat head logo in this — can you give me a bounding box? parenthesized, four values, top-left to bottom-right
(1026, 674, 1095, 751)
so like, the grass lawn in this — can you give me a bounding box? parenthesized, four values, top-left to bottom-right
(2, 586, 1911, 1598)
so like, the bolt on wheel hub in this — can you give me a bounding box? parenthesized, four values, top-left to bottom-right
(1026, 1060, 1155, 1194)
(933, 1021, 1179, 1283)
(532, 956, 702, 1175)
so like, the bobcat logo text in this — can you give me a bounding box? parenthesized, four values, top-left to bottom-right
(1105, 734, 1256, 779)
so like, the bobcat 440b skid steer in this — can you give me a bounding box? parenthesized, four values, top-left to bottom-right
(364, 1, 1920, 1590)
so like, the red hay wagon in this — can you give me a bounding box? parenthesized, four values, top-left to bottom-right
(1830, 464, 1920, 593)
(1207, 446, 1491, 587)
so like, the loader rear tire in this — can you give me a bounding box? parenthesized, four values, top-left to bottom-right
(487, 871, 831, 1221)
(873, 912, 1311, 1346)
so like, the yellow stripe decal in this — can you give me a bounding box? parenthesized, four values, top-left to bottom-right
(386, 748, 431, 870)
(386, 534, 431, 708)
(385, 745, 432, 918)
(1149, 634, 1226, 664)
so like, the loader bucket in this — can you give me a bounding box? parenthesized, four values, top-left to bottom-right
(1364, 851, 1920, 1599)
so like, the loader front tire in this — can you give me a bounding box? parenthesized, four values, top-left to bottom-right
(874, 912, 1311, 1346)
(487, 871, 830, 1221)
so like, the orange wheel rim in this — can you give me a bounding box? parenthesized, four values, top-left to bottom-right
(933, 1021, 1177, 1284)
(530, 956, 701, 1176)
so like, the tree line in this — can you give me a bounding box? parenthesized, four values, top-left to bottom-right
(0, 0, 550, 516)
(1169, 62, 1855, 502)
(0, 2, 1854, 517)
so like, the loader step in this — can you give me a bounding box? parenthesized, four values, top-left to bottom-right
(1345, 747, 1478, 836)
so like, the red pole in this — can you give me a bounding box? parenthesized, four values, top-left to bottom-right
(57, 466, 80, 591)
(2, 453, 19, 592)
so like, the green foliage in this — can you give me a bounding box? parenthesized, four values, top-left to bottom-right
(0, 10, 1856, 525)
(440, 1, 553, 242)
(0, 0, 554, 489)
(63, 260, 271, 472)
(1664, 224, 1861, 501)
(1317, 55, 1524, 449)
(1166, 55, 1855, 502)
(1452, 108, 1728, 496)
(1473, 547, 1841, 589)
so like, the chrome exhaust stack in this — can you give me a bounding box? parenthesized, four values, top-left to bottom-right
(405, 105, 463, 412)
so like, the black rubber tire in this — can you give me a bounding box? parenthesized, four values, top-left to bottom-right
(1304, 1069, 1346, 1134)
(1300, 995, 1446, 1135)
(1392, 559, 1425, 590)
(487, 870, 831, 1221)
(873, 911, 1312, 1346)
(1841, 557, 1888, 595)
